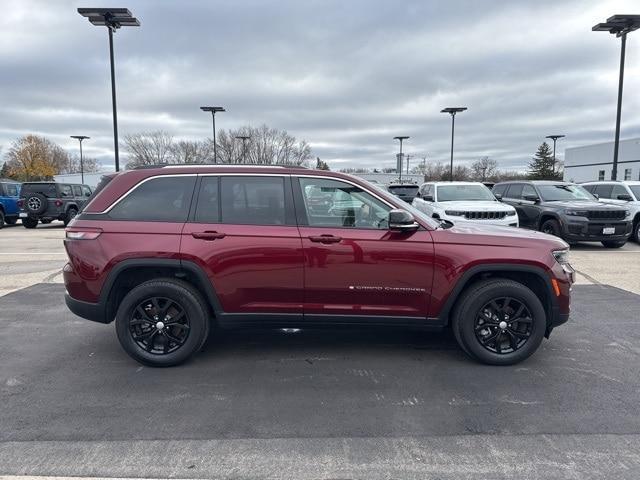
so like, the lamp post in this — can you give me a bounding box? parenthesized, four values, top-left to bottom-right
(78, 8, 140, 172)
(235, 135, 250, 163)
(593, 15, 640, 180)
(545, 135, 565, 176)
(393, 136, 409, 182)
(200, 106, 225, 163)
(70, 136, 90, 184)
(441, 107, 467, 181)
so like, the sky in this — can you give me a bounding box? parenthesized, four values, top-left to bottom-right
(1, 0, 639, 173)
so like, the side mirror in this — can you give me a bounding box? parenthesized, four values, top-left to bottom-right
(423, 194, 434, 202)
(85, 192, 92, 197)
(617, 194, 633, 201)
(592, 193, 599, 200)
(388, 209, 419, 232)
(494, 193, 503, 201)
(523, 194, 540, 203)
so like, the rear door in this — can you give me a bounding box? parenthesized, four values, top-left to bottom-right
(294, 175, 434, 320)
(180, 174, 304, 318)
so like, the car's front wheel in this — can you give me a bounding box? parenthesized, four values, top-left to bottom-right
(601, 240, 626, 249)
(451, 279, 547, 365)
(540, 218, 561, 237)
(63, 208, 78, 226)
(115, 279, 210, 367)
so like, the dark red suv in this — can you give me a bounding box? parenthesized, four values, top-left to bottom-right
(63, 165, 574, 367)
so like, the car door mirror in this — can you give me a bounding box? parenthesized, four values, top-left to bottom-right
(523, 194, 540, 203)
(423, 194, 434, 202)
(494, 193, 502, 201)
(617, 194, 633, 201)
(388, 209, 419, 232)
(592, 193, 599, 200)
(85, 191, 92, 197)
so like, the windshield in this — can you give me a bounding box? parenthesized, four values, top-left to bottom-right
(537, 184, 596, 202)
(629, 186, 640, 200)
(436, 184, 496, 202)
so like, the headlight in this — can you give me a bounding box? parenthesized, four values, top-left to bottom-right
(553, 249, 574, 276)
(625, 210, 631, 217)
(564, 209, 588, 217)
(445, 210, 465, 216)
(506, 210, 516, 216)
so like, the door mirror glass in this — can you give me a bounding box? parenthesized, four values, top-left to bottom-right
(388, 209, 419, 232)
(494, 193, 502, 201)
(523, 194, 540, 203)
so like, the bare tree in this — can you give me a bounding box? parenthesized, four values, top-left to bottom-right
(59, 153, 101, 174)
(470, 156, 498, 181)
(124, 131, 174, 168)
(170, 140, 214, 164)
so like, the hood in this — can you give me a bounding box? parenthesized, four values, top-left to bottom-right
(542, 200, 626, 210)
(437, 200, 514, 211)
(434, 222, 568, 250)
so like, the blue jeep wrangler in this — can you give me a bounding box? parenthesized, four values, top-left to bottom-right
(0, 179, 21, 228)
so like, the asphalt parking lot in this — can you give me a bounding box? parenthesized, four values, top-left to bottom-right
(1, 222, 640, 479)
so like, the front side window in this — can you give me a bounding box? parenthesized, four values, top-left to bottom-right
(73, 186, 82, 197)
(299, 177, 391, 229)
(82, 186, 92, 197)
(505, 184, 523, 199)
(537, 184, 596, 202)
(61, 185, 73, 197)
(109, 176, 196, 222)
(5, 184, 19, 197)
(522, 184, 538, 199)
(492, 184, 507, 197)
(220, 176, 286, 225)
(436, 184, 496, 202)
(611, 184, 629, 200)
(594, 184, 613, 199)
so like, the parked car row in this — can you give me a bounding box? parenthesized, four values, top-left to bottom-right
(0, 180, 92, 229)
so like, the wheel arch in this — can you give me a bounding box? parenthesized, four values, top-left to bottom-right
(537, 211, 561, 231)
(437, 264, 557, 333)
(99, 258, 222, 324)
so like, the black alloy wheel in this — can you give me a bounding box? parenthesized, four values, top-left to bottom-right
(474, 297, 533, 354)
(129, 297, 191, 355)
(540, 218, 561, 237)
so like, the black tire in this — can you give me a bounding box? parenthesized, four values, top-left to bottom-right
(540, 218, 561, 237)
(115, 279, 210, 367)
(0, 210, 4, 229)
(451, 279, 547, 366)
(633, 220, 640, 243)
(63, 207, 78, 226)
(601, 240, 626, 249)
(40, 218, 53, 224)
(5, 217, 17, 225)
(22, 217, 38, 229)
(25, 193, 48, 215)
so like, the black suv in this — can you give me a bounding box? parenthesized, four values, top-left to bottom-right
(19, 182, 92, 228)
(493, 180, 632, 248)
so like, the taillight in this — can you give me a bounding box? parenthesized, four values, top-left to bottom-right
(66, 229, 102, 240)
(17, 200, 24, 208)
(55, 199, 63, 207)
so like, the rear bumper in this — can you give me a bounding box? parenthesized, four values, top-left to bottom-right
(65, 293, 108, 324)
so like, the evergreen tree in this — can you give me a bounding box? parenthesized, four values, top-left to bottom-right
(528, 142, 559, 180)
(0, 161, 11, 179)
(315, 157, 330, 170)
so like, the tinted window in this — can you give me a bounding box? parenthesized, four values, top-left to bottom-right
(522, 184, 537, 199)
(612, 184, 629, 199)
(82, 186, 92, 197)
(60, 185, 73, 197)
(388, 185, 419, 195)
(629, 186, 640, 200)
(582, 185, 595, 193)
(220, 176, 285, 225)
(594, 184, 613, 199)
(194, 177, 220, 223)
(492, 184, 507, 196)
(109, 176, 196, 222)
(505, 184, 523, 199)
(73, 186, 82, 197)
(22, 183, 57, 197)
(299, 177, 390, 229)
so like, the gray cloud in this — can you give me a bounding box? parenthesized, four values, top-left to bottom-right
(1, 0, 639, 172)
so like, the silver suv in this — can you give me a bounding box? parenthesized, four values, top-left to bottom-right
(582, 181, 640, 242)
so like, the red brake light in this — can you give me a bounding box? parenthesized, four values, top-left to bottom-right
(17, 200, 24, 207)
(55, 200, 63, 207)
(66, 228, 102, 240)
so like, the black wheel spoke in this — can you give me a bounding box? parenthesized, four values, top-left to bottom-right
(129, 297, 190, 355)
(165, 311, 186, 325)
(145, 330, 158, 351)
(506, 330, 519, 351)
(474, 296, 533, 355)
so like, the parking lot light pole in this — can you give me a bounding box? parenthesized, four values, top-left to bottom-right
(70, 136, 90, 184)
(441, 107, 467, 181)
(78, 8, 140, 172)
(545, 135, 565, 176)
(593, 15, 640, 181)
(393, 136, 409, 182)
(200, 106, 226, 164)
(235, 135, 250, 164)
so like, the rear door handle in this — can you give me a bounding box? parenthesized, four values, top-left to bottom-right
(192, 231, 226, 241)
(308, 235, 342, 244)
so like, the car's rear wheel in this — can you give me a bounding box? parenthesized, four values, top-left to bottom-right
(601, 240, 626, 249)
(63, 207, 77, 226)
(5, 217, 17, 225)
(451, 279, 547, 365)
(22, 217, 38, 229)
(0, 210, 4, 229)
(115, 279, 210, 367)
(540, 218, 561, 237)
(40, 218, 52, 224)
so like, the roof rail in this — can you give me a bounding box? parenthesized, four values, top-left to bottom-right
(132, 163, 308, 170)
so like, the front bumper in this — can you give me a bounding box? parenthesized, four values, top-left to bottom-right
(561, 217, 632, 242)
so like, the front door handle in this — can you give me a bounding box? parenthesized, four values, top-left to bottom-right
(308, 234, 342, 244)
(192, 231, 226, 241)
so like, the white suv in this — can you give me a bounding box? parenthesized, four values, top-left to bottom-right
(582, 181, 640, 242)
(412, 181, 518, 227)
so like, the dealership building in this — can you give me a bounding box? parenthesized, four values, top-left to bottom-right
(563, 137, 640, 183)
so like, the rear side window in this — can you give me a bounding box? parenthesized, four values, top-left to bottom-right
(492, 184, 507, 196)
(108, 176, 196, 222)
(194, 176, 220, 223)
(73, 186, 82, 197)
(60, 185, 73, 197)
(220, 176, 286, 225)
(4, 184, 19, 196)
(505, 184, 523, 199)
(22, 183, 57, 197)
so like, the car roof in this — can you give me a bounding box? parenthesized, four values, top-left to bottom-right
(495, 180, 569, 185)
(582, 180, 640, 185)
(427, 181, 487, 186)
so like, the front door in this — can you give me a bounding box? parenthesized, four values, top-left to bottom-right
(294, 176, 435, 320)
(180, 175, 305, 318)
